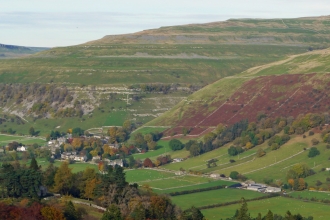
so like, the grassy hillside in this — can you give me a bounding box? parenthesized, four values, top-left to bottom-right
(3, 17, 329, 132)
(149, 47, 330, 135)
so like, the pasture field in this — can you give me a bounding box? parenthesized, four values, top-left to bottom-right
(172, 188, 264, 210)
(125, 169, 175, 183)
(102, 110, 128, 126)
(153, 179, 235, 194)
(202, 197, 330, 220)
(163, 141, 261, 172)
(145, 175, 211, 190)
(132, 126, 169, 135)
(133, 140, 172, 160)
(246, 141, 330, 185)
(289, 191, 330, 201)
(0, 134, 45, 145)
(132, 140, 189, 161)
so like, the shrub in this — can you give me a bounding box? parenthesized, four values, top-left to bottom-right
(229, 171, 239, 179)
(316, 180, 322, 186)
(309, 131, 314, 136)
(308, 147, 320, 158)
(229, 159, 236, 163)
(303, 135, 306, 138)
(271, 143, 279, 151)
(311, 138, 319, 145)
(169, 139, 184, 151)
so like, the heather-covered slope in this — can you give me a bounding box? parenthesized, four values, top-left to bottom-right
(148, 48, 330, 137)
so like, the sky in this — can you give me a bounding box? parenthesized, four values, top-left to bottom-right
(1, 0, 330, 47)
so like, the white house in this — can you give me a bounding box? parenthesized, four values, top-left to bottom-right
(173, 158, 183, 163)
(92, 155, 101, 162)
(17, 146, 26, 152)
(104, 159, 123, 167)
(74, 155, 87, 162)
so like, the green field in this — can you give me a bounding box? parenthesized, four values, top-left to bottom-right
(202, 197, 330, 220)
(0, 134, 45, 146)
(153, 179, 235, 194)
(125, 169, 175, 183)
(132, 126, 169, 135)
(290, 190, 330, 201)
(145, 175, 211, 190)
(172, 188, 263, 210)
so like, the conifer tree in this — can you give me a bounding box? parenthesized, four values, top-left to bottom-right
(29, 157, 39, 171)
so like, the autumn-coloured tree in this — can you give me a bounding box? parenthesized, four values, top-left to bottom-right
(143, 158, 154, 167)
(98, 162, 105, 172)
(288, 178, 294, 187)
(41, 206, 66, 220)
(298, 178, 306, 191)
(71, 138, 82, 150)
(150, 195, 175, 220)
(245, 141, 253, 149)
(84, 178, 97, 201)
(154, 160, 161, 167)
(147, 141, 157, 150)
(54, 162, 73, 194)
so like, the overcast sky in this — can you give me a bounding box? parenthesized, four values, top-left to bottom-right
(1, 0, 330, 47)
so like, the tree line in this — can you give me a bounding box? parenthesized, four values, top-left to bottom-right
(0, 159, 206, 220)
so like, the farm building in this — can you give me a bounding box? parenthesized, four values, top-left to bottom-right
(247, 184, 267, 192)
(210, 173, 220, 178)
(265, 187, 281, 193)
(242, 180, 256, 187)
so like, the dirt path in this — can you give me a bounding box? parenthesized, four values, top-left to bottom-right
(72, 200, 106, 211)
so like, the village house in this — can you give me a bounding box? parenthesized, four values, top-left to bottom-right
(61, 152, 77, 160)
(92, 155, 101, 162)
(103, 158, 123, 167)
(109, 143, 120, 149)
(74, 155, 87, 162)
(173, 158, 183, 163)
(16, 146, 26, 152)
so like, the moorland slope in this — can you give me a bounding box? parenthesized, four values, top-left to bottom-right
(149, 48, 330, 137)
